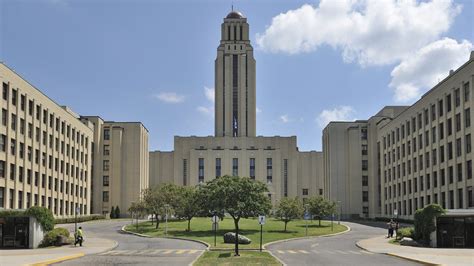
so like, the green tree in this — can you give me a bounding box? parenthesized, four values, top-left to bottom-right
(25, 206, 55, 231)
(198, 175, 271, 256)
(275, 197, 304, 232)
(414, 204, 445, 245)
(114, 206, 121, 218)
(307, 196, 336, 226)
(128, 201, 147, 231)
(110, 206, 115, 219)
(174, 186, 200, 231)
(142, 183, 181, 229)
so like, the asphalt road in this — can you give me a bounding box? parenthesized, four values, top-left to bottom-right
(54, 219, 206, 266)
(267, 221, 420, 266)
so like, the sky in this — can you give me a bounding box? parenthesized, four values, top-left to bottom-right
(1, 0, 473, 152)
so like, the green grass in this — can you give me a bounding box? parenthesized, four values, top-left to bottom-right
(125, 217, 347, 249)
(389, 238, 400, 245)
(194, 251, 281, 266)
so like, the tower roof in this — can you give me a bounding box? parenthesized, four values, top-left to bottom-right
(226, 10, 244, 19)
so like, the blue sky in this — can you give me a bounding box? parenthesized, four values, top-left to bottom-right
(1, 0, 473, 151)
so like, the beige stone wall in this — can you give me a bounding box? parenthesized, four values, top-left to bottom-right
(0, 63, 93, 217)
(81, 117, 149, 217)
(378, 54, 474, 219)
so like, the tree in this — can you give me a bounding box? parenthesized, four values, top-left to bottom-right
(275, 197, 304, 232)
(414, 204, 445, 245)
(307, 196, 336, 226)
(142, 183, 181, 229)
(198, 175, 271, 256)
(174, 186, 200, 231)
(128, 201, 147, 231)
(115, 206, 121, 218)
(110, 206, 115, 219)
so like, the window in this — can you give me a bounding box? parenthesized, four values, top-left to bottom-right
(10, 139, 16, 155)
(448, 142, 453, 160)
(102, 191, 109, 202)
(441, 168, 446, 186)
(362, 144, 368, 155)
(439, 99, 444, 116)
(11, 114, 16, 130)
(362, 160, 368, 171)
(456, 113, 461, 132)
(0, 160, 4, 178)
(457, 163, 463, 182)
(465, 108, 471, 128)
(362, 175, 368, 186)
(1, 109, 6, 126)
(456, 138, 462, 157)
(11, 89, 17, 105)
(361, 128, 367, 140)
(439, 122, 444, 139)
(468, 160, 472, 179)
(431, 104, 436, 121)
(103, 160, 110, 171)
(183, 159, 187, 186)
(284, 159, 289, 197)
(440, 145, 445, 162)
(20, 94, 25, 111)
(449, 166, 454, 184)
(455, 88, 461, 107)
(464, 82, 470, 102)
(468, 186, 473, 207)
(198, 158, 204, 183)
(363, 191, 369, 202)
(0, 187, 3, 208)
(267, 158, 273, 183)
(104, 129, 110, 140)
(249, 158, 255, 179)
(103, 176, 109, 186)
(28, 100, 33, 116)
(302, 189, 308, 196)
(103, 145, 110, 156)
(232, 158, 238, 176)
(216, 158, 222, 178)
(458, 188, 463, 208)
(446, 93, 452, 112)
(2, 83, 7, 100)
(0, 134, 5, 152)
(424, 108, 429, 125)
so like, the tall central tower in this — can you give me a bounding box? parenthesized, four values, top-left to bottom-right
(215, 10, 256, 137)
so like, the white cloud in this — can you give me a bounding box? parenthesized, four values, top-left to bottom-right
(280, 114, 290, 123)
(317, 106, 355, 128)
(204, 86, 215, 103)
(256, 0, 461, 66)
(197, 106, 213, 117)
(154, 92, 185, 103)
(390, 38, 473, 103)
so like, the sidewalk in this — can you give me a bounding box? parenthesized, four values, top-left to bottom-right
(357, 236, 474, 265)
(0, 236, 117, 266)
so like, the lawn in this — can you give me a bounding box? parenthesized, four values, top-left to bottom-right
(194, 251, 281, 266)
(125, 217, 347, 249)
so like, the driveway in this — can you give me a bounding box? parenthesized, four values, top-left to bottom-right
(54, 219, 206, 266)
(266, 221, 420, 265)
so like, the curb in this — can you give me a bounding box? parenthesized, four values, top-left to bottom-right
(355, 240, 440, 266)
(263, 223, 351, 249)
(121, 225, 210, 249)
(29, 253, 85, 266)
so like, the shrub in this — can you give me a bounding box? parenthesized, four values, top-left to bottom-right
(396, 227, 414, 240)
(54, 214, 105, 224)
(41, 227, 70, 247)
(114, 206, 121, 218)
(414, 204, 445, 245)
(110, 206, 116, 219)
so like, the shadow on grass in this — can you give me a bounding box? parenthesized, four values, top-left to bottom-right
(218, 252, 232, 258)
(295, 224, 330, 228)
(170, 229, 259, 238)
(267, 230, 298, 234)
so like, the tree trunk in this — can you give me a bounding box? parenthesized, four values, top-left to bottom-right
(187, 218, 191, 232)
(155, 214, 160, 229)
(234, 218, 240, 256)
(284, 221, 288, 232)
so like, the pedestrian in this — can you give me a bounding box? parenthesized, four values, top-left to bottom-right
(74, 226, 84, 247)
(387, 219, 394, 238)
(395, 221, 400, 238)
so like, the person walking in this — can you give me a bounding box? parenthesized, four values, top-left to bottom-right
(387, 219, 394, 238)
(74, 226, 84, 247)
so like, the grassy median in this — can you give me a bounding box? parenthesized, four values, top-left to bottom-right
(125, 217, 346, 249)
(194, 251, 281, 266)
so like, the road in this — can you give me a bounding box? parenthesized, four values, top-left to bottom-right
(267, 221, 420, 266)
(54, 219, 206, 266)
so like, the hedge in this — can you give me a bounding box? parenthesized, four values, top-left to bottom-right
(396, 226, 414, 240)
(0, 207, 55, 231)
(374, 216, 414, 224)
(54, 214, 105, 224)
(414, 204, 445, 245)
(40, 227, 70, 247)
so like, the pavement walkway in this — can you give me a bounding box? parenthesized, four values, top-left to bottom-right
(357, 236, 474, 266)
(0, 234, 117, 266)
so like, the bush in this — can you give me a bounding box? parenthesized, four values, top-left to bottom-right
(374, 216, 414, 224)
(54, 214, 105, 224)
(110, 206, 115, 219)
(41, 227, 70, 247)
(0, 207, 54, 232)
(396, 227, 414, 240)
(414, 204, 445, 245)
(114, 206, 121, 218)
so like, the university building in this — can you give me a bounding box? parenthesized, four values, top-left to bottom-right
(1, 9, 472, 220)
(149, 11, 325, 206)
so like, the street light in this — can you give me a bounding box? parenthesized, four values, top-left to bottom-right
(304, 204, 309, 236)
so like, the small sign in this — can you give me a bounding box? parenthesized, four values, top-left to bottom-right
(393, 209, 398, 216)
(76, 207, 80, 214)
(304, 212, 311, 220)
(212, 215, 219, 223)
(258, 215, 266, 225)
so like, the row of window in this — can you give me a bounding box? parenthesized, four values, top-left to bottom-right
(0, 187, 87, 215)
(385, 162, 472, 197)
(195, 157, 274, 183)
(2, 83, 89, 146)
(385, 186, 474, 216)
(383, 82, 470, 149)
(384, 137, 472, 182)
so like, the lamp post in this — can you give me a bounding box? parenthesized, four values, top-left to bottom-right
(337, 201, 342, 225)
(304, 204, 309, 236)
(164, 204, 170, 236)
